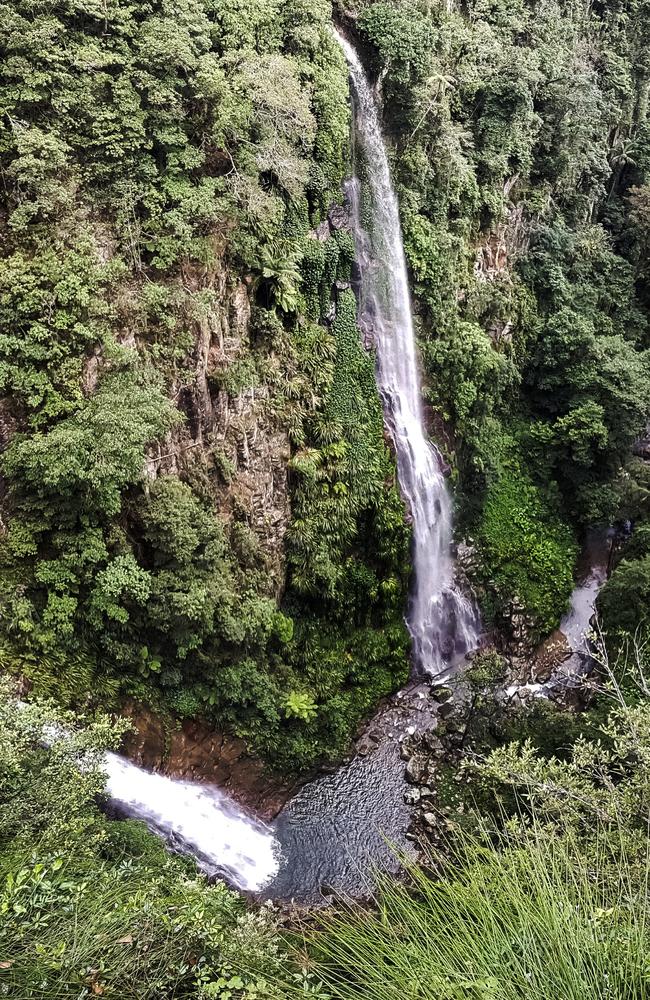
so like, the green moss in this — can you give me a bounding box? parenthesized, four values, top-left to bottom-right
(320, 237, 340, 316)
(300, 236, 326, 320)
(335, 229, 356, 281)
(476, 464, 578, 639)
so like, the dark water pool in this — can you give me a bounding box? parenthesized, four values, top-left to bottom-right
(265, 738, 415, 902)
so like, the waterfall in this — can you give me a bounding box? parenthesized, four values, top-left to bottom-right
(104, 752, 279, 891)
(18, 696, 279, 891)
(335, 31, 479, 675)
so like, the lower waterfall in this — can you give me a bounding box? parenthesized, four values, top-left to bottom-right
(104, 752, 279, 892)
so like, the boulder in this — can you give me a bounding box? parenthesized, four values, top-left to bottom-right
(405, 753, 428, 784)
(532, 629, 572, 683)
(422, 731, 443, 753)
(505, 596, 537, 654)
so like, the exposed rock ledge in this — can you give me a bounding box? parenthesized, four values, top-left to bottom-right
(120, 700, 298, 821)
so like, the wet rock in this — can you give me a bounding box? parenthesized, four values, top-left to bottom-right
(405, 754, 428, 784)
(328, 203, 349, 230)
(403, 787, 421, 806)
(431, 685, 453, 703)
(456, 540, 480, 577)
(509, 655, 530, 686)
(358, 313, 376, 350)
(532, 629, 571, 683)
(438, 700, 455, 720)
(505, 596, 537, 655)
(422, 731, 443, 753)
(422, 812, 438, 829)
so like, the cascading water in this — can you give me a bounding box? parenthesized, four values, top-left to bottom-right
(104, 753, 279, 891)
(336, 31, 479, 675)
(19, 697, 279, 891)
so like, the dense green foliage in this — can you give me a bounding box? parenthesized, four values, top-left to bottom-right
(3, 0, 649, 769)
(599, 537, 650, 639)
(308, 832, 649, 1000)
(474, 460, 577, 639)
(7, 654, 650, 1000)
(0, 0, 410, 772)
(347, 0, 650, 634)
(3, 1, 650, 997)
(0, 685, 305, 999)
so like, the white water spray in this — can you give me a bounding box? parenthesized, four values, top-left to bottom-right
(336, 31, 479, 675)
(104, 753, 279, 891)
(18, 699, 278, 891)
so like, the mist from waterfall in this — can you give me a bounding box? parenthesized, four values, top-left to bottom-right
(336, 31, 479, 675)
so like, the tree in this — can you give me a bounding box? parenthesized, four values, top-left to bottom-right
(598, 555, 650, 637)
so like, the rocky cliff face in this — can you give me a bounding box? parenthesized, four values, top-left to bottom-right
(121, 700, 296, 819)
(144, 260, 291, 597)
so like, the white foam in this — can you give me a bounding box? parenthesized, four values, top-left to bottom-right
(104, 753, 279, 891)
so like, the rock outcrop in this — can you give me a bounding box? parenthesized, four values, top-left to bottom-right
(144, 256, 291, 595)
(121, 701, 297, 820)
(531, 628, 572, 683)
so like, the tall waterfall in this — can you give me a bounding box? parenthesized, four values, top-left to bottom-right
(336, 32, 479, 675)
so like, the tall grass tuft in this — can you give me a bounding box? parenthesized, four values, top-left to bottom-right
(300, 830, 650, 1000)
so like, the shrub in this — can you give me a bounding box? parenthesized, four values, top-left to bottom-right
(476, 465, 577, 639)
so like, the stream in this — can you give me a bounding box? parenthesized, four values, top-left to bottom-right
(560, 528, 611, 653)
(95, 34, 607, 903)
